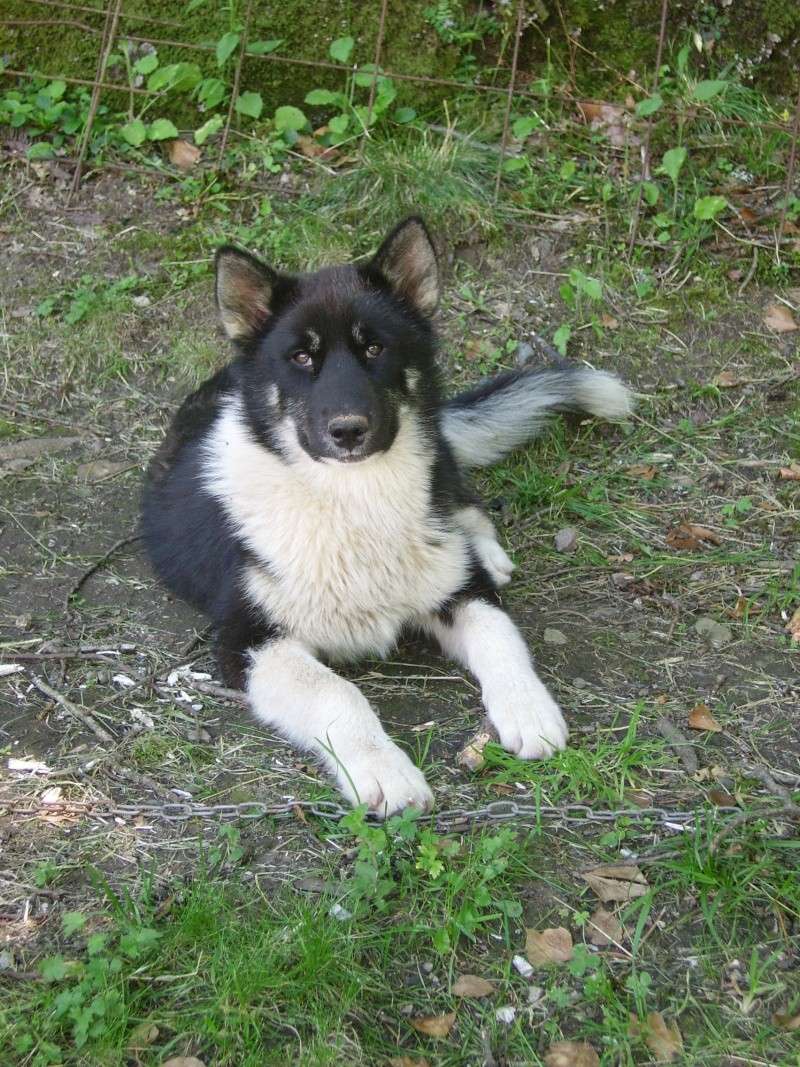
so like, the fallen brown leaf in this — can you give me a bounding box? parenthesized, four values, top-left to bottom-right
(167, 139, 201, 170)
(452, 973, 495, 998)
(666, 522, 722, 551)
(581, 865, 648, 903)
(687, 702, 722, 733)
(457, 730, 493, 771)
(763, 302, 798, 333)
(160, 1059, 206, 1067)
(388, 1058, 431, 1067)
(785, 606, 800, 642)
(607, 552, 634, 564)
(525, 926, 573, 965)
(296, 134, 326, 159)
(544, 1040, 600, 1067)
(630, 1011, 683, 1061)
(708, 788, 736, 806)
(715, 369, 748, 388)
(728, 595, 762, 620)
(587, 907, 625, 947)
(778, 462, 800, 481)
(600, 312, 619, 329)
(772, 1011, 800, 1031)
(76, 460, 133, 483)
(409, 1012, 456, 1039)
(128, 1022, 159, 1048)
(626, 463, 657, 479)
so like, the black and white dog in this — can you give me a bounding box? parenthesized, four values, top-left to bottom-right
(142, 217, 632, 816)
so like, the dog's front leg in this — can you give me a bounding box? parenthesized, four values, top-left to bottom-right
(426, 599, 568, 758)
(247, 638, 433, 817)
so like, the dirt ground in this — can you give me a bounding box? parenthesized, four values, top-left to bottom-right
(1, 164, 799, 1065)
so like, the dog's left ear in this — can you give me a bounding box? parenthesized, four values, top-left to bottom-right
(369, 216, 439, 317)
(215, 246, 278, 341)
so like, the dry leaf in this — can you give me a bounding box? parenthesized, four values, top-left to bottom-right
(457, 730, 493, 771)
(708, 788, 736, 806)
(715, 369, 747, 388)
(167, 139, 201, 170)
(630, 1011, 684, 1061)
(409, 1012, 456, 1039)
(554, 527, 578, 553)
(128, 1022, 159, 1048)
(160, 1059, 206, 1067)
(600, 312, 619, 329)
(785, 606, 800, 642)
(587, 907, 625, 947)
(581, 865, 648, 902)
(40, 786, 63, 805)
(76, 460, 132, 482)
(772, 1011, 800, 1031)
(452, 973, 495, 998)
(687, 702, 722, 732)
(388, 1058, 431, 1067)
(626, 464, 657, 479)
(607, 552, 634, 564)
(728, 595, 762, 620)
(525, 926, 573, 965)
(544, 1040, 600, 1067)
(666, 522, 722, 551)
(763, 303, 798, 333)
(778, 462, 800, 481)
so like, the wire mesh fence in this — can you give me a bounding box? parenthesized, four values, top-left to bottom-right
(2, 0, 800, 250)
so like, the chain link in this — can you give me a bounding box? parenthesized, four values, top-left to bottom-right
(4, 795, 739, 828)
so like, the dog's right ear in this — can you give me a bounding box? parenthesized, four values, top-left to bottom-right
(215, 246, 278, 341)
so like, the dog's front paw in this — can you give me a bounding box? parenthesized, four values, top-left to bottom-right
(335, 741, 434, 818)
(476, 537, 515, 587)
(485, 682, 568, 760)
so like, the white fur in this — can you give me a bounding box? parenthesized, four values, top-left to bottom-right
(247, 639, 433, 814)
(426, 600, 568, 758)
(266, 383, 280, 407)
(454, 506, 514, 586)
(203, 399, 471, 661)
(443, 368, 633, 468)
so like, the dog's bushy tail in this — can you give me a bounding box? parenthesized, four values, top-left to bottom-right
(441, 366, 633, 468)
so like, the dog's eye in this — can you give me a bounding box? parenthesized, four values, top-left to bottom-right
(365, 343, 383, 359)
(292, 351, 312, 368)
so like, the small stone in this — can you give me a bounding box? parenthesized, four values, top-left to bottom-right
(328, 903, 352, 921)
(554, 526, 578, 553)
(527, 984, 544, 1005)
(132, 294, 151, 308)
(543, 628, 568, 646)
(515, 341, 534, 366)
(495, 1005, 516, 1025)
(693, 617, 733, 648)
(573, 676, 588, 689)
(512, 954, 534, 978)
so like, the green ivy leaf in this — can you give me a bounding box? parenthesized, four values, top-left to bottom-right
(247, 38, 283, 55)
(216, 31, 240, 67)
(693, 195, 727, 220)
(635, 93, 663, 117)
(304, 89, 339, 106)
(273, 105, 307, 132)
(27, 142, 55, 160)
(501, 156, 527, 173)
(194, 113, 224, 145)
(329, 36, 355, 64)
(120, 118, 147, 146)
(133, 53, 158, 76)
(582, 276, 603, 301)
(328, 113, 349, 135)
(61, 912, 87, 936)
(196, 77, 226, 109)
(657, 145, 687, 186)
(235, 91, 263, 119)
(394, 106, 416, 124)
(40, 956, 67, 982)
(148, 118, 179, 141)
(642, 180, 660, 206)
(692, 79, 727, 102)
(553, 324, 572, 356)
(512, 115, 539, 139)
(43, 79, 66, 100)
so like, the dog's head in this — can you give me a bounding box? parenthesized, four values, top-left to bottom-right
(215, 217, 440, 464)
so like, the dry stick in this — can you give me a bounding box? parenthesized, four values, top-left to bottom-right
(29, 675, 115, 744)
(710, 805, 800, 854)
(776, 79, 800, 251)
(176, 679, 247, 705)
(493, 0, 525, 202)
(626, 0, 669, 256)
(363, 0, 389, 140)
(655, 716, 698, 774)
(66, 0, 122, 204)
(66, 533, 142, 610)
(216, 0, 254, 168)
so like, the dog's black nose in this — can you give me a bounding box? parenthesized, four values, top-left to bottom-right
(328, 414, 369, 451)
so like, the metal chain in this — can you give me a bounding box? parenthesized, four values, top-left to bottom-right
(3, 796, 740, 829)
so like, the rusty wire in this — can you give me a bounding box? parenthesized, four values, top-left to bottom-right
(1, 0, 798, 228)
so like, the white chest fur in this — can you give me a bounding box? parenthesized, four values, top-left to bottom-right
(203, 401, 470, 660)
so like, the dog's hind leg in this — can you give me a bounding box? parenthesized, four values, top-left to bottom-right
(246, 638, 434, 818)
(425, 599, 568, 759)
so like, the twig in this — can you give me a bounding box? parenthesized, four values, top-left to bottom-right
(740, 763, 799, 807)
(172, 679, 247, 705)
(29, 675, 115, 744)
(655, 716, 698, 774)
(493, 0, 525, 201)
(216, 0, 253, 167)
(66, 533, 141, 609)
(710, 805, 800, 854)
